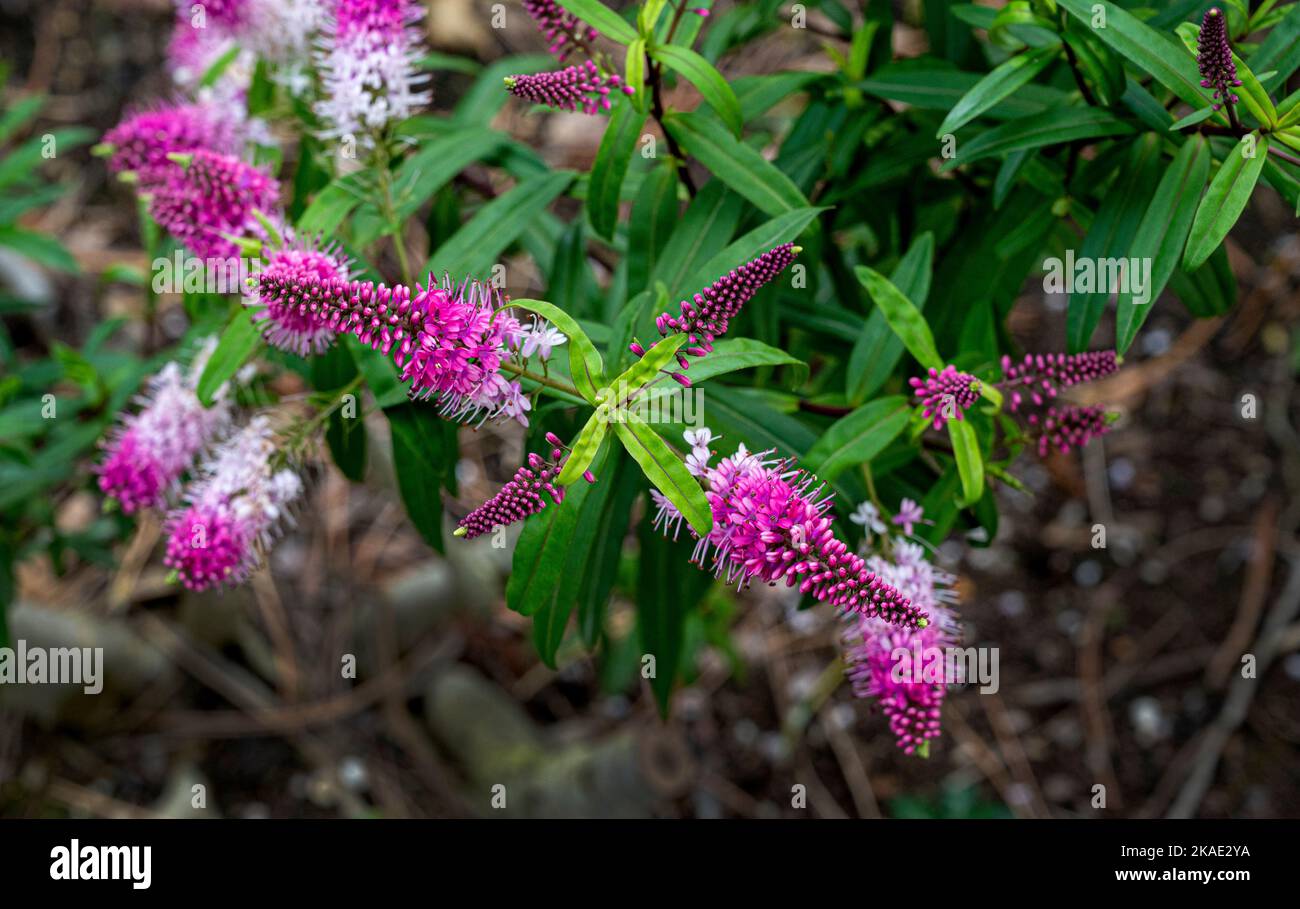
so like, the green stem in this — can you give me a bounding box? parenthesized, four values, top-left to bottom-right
(499, 360, 583, 398)
(276, 374, 365, 465)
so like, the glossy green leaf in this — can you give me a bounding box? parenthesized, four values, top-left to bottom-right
(663, 112, 809, 216)
(556, 410, 609, 485)
(608, 333, 686, 397)
(854, 265, 943, 371)
(509, 437, 613, 639)
(949, 418, 985, 506)
(387, 402, 456, 552)
(509, 298, 605, 402)
(1115, 136, 1211, 354)
(425, 170, 573, 278)
(390, 128, 505, 224)
(556, 0, 638, 44)
(1066, 133, 1163, 353)
(1183, 134, 1267, 271)
(588, 100, 646, 240)
(651, 45, 743, 137)
(805, 396, 911, 482)
(627, 163, 679, 294)
(848, 232, 934, 403)
(197, 309, 262, 407)
(612, 412, 711, 536)
(297, 172, 369, 235)
(1055, 0, 1211, 108)
(941, 106, 1136, 171)
(650, 179, 744, 298)
(636, 515, 712, 714)
(936, 44, 1059, 138)
(0, 227, 78, 273)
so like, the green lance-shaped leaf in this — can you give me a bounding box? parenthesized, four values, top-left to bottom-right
(949, 418, 985, 507)
(509, 298, 606, 403)
(940, 106, 1136, 172)
(424, 169, 573, 279)
(530, 438, 616, 666)
(509, 437, 614, 625)
(1115, 135, 1211, 354)
(607, 332, 687, 399)
(848, 232, 934, 403)
(804, 396, 911, 482)
(1066, 133, 1163, 354)
(1183, 133, 1267, 271)
(854, 265, 943, 372)
(588, 100, 647, 241)
(612, 411, 712, 536)
(386, 402, 456, 553)
(936, 44, 1059, 138)
(297, 172, 369, 236)
(662, 112, 809, 216)
(1055, 0, 1212, 109)
(625, 38, 647, 112)
(556, 0, 638, 44)
(555, 409, 609, 486)
(197, 308, 263, 407)
(651, 45, 743, 138)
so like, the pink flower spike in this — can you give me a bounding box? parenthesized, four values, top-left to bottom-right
(148, 149, 279, 260)
(100, 102, 238, 185)
(98, 340, 231, 514)
(505, 61, 624, 116)
(247, 237, 351, 356)
(684, 446, 929, 628)
(1031, 405, 1112, 457)
(316, 0, 432, 141)
(999, 350, 1119, 412)
(163, 417, 302, 591)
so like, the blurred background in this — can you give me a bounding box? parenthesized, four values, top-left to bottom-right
(1, 0, 1298, 819)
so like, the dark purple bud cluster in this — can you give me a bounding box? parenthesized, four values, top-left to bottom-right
(523, 0, 598, 62)
(909, 365, 981, 430)
(1197, 8, 1242, 110)
(455, 437, 568, 539)
(1028, 405, 1112, 457)
(1000, 350, 1119, 412)
(505, 61, 632, 115)
(636, 244, 798, 385)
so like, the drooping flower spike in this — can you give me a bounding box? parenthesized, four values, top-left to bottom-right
(909, 365, 980, 430)
(505, 61, 632, 115)
(316, 0, 432, 141)
(653, 434, 929, 629)
(148, 149, 280, 260)
(843, 540, 961, 755)
(98, 103, 239, 186)
(523, 0, 598, 61)
(97, 339, 231, 514)
(247, 237, 351, 356)
(164, 416, 303, 591)
(250, 268, 535, 425)
(1197, 8, 1242, 111)
(1028, 404, 1113, 457)
(999, 349, 1118, 412)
